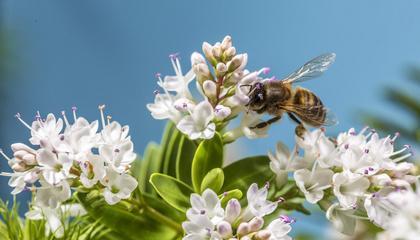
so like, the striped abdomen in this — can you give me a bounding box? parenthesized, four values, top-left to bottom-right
(291, 87, 326, 127)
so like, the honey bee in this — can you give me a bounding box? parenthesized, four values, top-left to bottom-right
(244, 53, 337, 136)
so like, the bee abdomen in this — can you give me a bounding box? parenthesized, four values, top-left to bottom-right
(292, 87, 326, 127)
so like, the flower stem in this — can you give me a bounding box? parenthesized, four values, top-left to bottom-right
(143, 205, 183, 233)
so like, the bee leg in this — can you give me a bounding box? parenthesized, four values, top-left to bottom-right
(250, 116, 281, 129)
(287, 113, 302, 125)
(287, 113, 307, 138)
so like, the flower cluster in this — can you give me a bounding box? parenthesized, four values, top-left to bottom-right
(269, 127, 415, 235)
(182, 183, 293, 240)
(147, 36, 273, 141)
(0, 107, 138, 213)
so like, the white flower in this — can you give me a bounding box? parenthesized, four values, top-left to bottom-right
(268, 142, 311, 188)
(37, 149, 72, 185)
(99, 139, 136, 173)
(341, 147, 379, 176)
(326, 203, 356, 235)
(1, 170, 37, 194)
(223, 112, 269, 143)
(55, 117, 99, 160)
(375, 186, 420, 239)
(159, 54, 195, 98)
(35, 180, 71, 209)
(294, 168, 334, 204)
(243, 183, 277, 221)
(214, 105, 232, 120)
(266, 218, 293, 240)
(336, 127, 367, 150)
(363, 187, 396, 228)
(332, 171, 370, 209)
(101, 121, 130, 145)
(224, 198, 241, 224)
(26, 203, 86, 238)
(101, 168, 138, 205)
(177, 101, 216, 140)
(182, 214, 221, 240)
(79, 153, 106, 188)
(28, 113, 63, 148)
(147, 91, 182, 123)
(187, 189, 224, 225)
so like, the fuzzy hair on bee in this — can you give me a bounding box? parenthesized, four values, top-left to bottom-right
(243, 53, 337, 134)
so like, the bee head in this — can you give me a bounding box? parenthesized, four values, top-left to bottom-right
(244, 82, 266, 111)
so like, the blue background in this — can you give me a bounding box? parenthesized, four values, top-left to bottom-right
(1, 0, 419, 238)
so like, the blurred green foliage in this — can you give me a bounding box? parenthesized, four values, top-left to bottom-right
(363, 67, 420, 147)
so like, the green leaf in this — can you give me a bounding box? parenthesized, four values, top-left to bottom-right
(191, 133, 224, 192)
(158, 122, 176, 173)
(149, 173, 194, 212)
(219, 189, 243, 207)
(175, 136, 197, 185)
(77, 192, 180, 240)
(222, 155, 273, 194)
(200, 168, 224, 193)
(162, 129, 183, 177)
(137, 142, 161, 195)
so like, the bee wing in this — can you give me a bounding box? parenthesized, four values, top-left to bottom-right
(282, 104, 338, 127)
(281, 53, 336, 84)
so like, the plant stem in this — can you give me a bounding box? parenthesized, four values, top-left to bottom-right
(143, 205, 183, 233)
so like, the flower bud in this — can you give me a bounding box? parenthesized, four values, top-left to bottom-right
(221, 35, 232, 50)
(214, 105, 231, 120)
(173, 98, 196, 113)
(249, 217, 264, 232)
(11, 162, 27, 172)
(227, 54, 245, 72)
(224, 47, 236, 58)
(225, 198, 241, 223)
(217, 221, 233, 238)
(212, 45, 222, 59)
(194, 63, 211, 78)
(237, 222, 250, 236)
(11, 143, 37, 165)
(203, 80, 217, 98)
(191, 52, 206, 65)
(202, 42, 214, 59)
(216, 62, 227, 74)
(255, 230, 271, 240)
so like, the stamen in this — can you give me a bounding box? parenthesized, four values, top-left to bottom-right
(155, 73, 161, 78)
(61, 111, 70, 127)
(387, 145, 410, 158)
(169, 53, 181, 76)
(392, 132, 400, 141)
(0, 149, 11, 161)
(72, 106, 78, 122)
(153, 89, 160, 95)
(360, 126, 369, 135)
(260, 67, 270, 75)
(107, 116, 112, 125)
(392, 153, 412, 163)
(279, 215, 296, 224)
(15, 113, 33, 131)
(35, 111, 41, 121)
(277, 197, 285, 203)
(98, 104, 106, 129)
